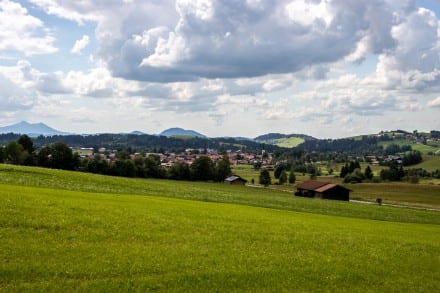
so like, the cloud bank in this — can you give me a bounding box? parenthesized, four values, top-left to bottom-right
(0, 0, 439, 136)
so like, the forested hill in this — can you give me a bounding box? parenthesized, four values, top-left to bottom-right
(255, 133, 316, 141)
(0, 133, 285, 153)
(295, 136, 384, 153)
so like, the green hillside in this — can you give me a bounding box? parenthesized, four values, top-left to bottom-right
(255, 136, 305, 148)
(411, 155, 440, 171)
(273, 137, 305, 148)
(378, 139, 439, 154)
(1, 164, 439, 291)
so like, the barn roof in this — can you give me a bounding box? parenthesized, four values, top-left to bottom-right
(314, 183, 337, 193)
(297, 180, 329, 191)
(225, 175, 247, 182)
(297, 180, 351, 192)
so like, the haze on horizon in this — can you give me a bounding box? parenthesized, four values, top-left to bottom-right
(0, 0, 439, 139)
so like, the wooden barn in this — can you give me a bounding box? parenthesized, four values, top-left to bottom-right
(224, 175, 247, 186)
(296, 180, 350, 201)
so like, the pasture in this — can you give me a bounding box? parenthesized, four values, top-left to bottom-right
(1, 164, 439, 291)
(231, 164, 440, 209)
(378, 139, 439, 154)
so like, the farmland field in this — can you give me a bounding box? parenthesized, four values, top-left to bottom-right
(273, 137, 305, 148)
(231, 164, 440, 209)
(411, 155, 440, 171)
(1, 164, 440, 291)
(378, 139, 439, 154)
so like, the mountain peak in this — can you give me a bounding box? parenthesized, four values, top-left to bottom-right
(160, 127, 206, 138)
(0, 121, 68, 136)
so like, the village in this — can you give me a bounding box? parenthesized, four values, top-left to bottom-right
(72, 147, 274, 169)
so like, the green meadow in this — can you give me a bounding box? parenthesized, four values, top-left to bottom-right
(232, 164, 440, 209)
(1, 164, 439, 291)
(378, 139, 439, 154)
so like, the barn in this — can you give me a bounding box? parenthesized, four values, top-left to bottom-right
(296, 180, 350, 201)
(224, 175, 247, 186)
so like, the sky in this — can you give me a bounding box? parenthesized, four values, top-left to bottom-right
(0, 0, 439, 138)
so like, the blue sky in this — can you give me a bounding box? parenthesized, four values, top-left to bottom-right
(0, 0, 439, 138)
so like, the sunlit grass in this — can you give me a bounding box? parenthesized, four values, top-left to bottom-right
(1, 183, 439, 291)
(1, 164, 439, 223)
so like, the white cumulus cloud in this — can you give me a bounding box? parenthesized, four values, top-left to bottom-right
(0, 0, 57, 56)
(71, 35, 90, 55)
(428, 96, 440, 108)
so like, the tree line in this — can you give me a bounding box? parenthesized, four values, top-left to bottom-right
(0, 133, 284, 154)
(0, 135, 233, 182)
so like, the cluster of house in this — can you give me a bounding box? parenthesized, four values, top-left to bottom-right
(72, 147, 352, 202)
(72, 147, 273, 168)
(364, 155, 404, 166)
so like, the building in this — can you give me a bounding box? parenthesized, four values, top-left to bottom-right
(224, 175, 247, 186)
(296, 180, 350, 201)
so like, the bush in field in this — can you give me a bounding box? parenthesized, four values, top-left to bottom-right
(364, 165, 373, 180)
(259, 169, 271, 186)
(380, 163, 404, 181)
(279, 170, 287, 185)
(343, 169, 365, 183)
(288, 170, 296, 184)
(274, 163, 286, 179)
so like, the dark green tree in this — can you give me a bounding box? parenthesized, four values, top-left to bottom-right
(37, 142, 78, 170)
(343, 169, 365, 183)
(253, 161, 262, 170)
(288, 170, 296, 184)
(340, 164, 348, 178)
(0, 147, 4, 163)
(4, 141, 27, 165)
(191, 156, 215, 181)
(259, 169, 271, 187)
(51, 142, 76, 170)
(111, 159, 136, 177)
(17, 135, 34, 154)
(364, 165, 373, 180)
(279, 170, 287, 185)
(86, 155, 109, 174)
(215, 155, 231, 182)
(274, 164, 285, 179)
(168, 162, 191, 180)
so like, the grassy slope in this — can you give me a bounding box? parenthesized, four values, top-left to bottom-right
(1, 164, 438, 224)
(1, 182, 439, 291)
(411, 155, 440, 171)
(378, 139, 439, 154)
(256, 137, 305, 148)
(232, 165, 440, 209)
(274, 137, 304, 148)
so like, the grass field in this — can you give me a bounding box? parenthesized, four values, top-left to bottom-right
(411, 155, 440, 171)
(274, 137, 305, 148)
(378, 139, 439, 154)
(1, 164, 440, 291)
(231, 165, 440, 209)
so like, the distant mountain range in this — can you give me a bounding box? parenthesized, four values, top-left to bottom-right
(159, 127, 206, 138)
(0, 121, 68, 136)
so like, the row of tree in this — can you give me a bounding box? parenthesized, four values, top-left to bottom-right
(0, 135, 80, 170)
(0, 133, 284, 154)
(83, 154, 232, 182)
(0, 135, 233, 182)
